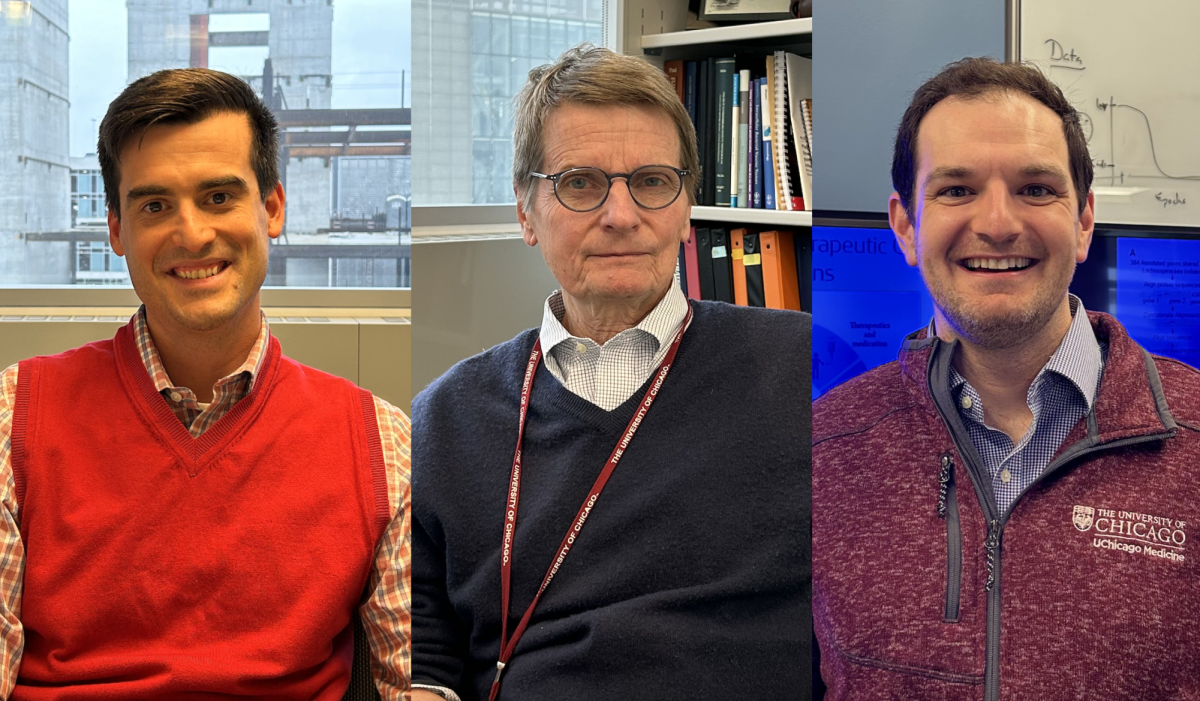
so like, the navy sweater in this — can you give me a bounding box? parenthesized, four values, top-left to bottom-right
(412, 302, 812, 700)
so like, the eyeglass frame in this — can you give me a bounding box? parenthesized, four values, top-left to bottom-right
(529, 165, 692, 212)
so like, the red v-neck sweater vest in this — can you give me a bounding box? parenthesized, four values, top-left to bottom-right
(9, 320, 390, 700)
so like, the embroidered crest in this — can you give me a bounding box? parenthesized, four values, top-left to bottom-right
(1073, 505, 1095, 532)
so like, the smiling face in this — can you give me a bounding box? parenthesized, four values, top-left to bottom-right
(516, 103, 691, 318)
(889, 91, 1095, 348)
(107, 111, 284, 336)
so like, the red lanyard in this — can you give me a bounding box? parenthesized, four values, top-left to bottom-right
(489, 304, 693, 701)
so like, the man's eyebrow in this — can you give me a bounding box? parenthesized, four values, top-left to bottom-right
(198, 175, 250, 192)
(922, 166, 973, 189)
(1019, 164, 1069, 181)
(125, 184, 171, 205)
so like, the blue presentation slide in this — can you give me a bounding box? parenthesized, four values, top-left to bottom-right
(1116, 237, 1200, 369)
(812, 226, 933, 399)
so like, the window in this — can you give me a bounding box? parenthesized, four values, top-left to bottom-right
(1, 0, 411, 288)
(413, 0, 603, 206)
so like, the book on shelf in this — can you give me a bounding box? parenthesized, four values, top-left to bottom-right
(730, 72, 740, 208)
(664, 59, 685, 102)
(760, 78, 777, 210)
(737, 69, 750, 209)
(684, 61, 698, 125)
(663, 50, 811, 212)
(714, 58, 736, 206)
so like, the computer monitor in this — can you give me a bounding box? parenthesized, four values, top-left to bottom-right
(811, 218, 933, 399)
(812, 220, 1199, 400)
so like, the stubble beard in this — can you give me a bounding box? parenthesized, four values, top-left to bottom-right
(923, 261, 1076, 350)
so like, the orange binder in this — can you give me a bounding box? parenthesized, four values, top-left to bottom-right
(761, 230, 802, 311)
(731, 228, 748, 306)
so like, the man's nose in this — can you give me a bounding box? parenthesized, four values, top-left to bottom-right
(974, 184, 1022, 243)
(599, 177, 640, 231)
(172, 202, 218, 251)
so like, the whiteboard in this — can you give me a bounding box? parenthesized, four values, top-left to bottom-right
(1020, 1, 1200, 227)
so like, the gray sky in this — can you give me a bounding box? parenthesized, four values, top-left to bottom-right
(68, 0, 412, 157)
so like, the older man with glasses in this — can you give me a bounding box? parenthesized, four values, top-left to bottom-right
(410, 46, 811, 701)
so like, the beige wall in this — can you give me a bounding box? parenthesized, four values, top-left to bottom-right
(0, 310, 412, 414)
(411, 237, 559, 396)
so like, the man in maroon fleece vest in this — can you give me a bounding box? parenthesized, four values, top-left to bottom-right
(0, 70, 410, 699)
(813, 58, 1199, 699)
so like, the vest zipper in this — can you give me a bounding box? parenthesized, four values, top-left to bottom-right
(938, 453, 962, 622)
(927, 339, 1179, 701)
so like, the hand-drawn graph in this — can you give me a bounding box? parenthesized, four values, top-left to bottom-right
(1021, 1, 1200, 226)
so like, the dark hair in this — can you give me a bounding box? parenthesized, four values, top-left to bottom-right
(892, 57, 1093, 218)
(98, 68, 279, 219)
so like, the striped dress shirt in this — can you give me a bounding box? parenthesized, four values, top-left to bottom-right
(945, 296, 1105, 516)
(0, 307, 411, 698)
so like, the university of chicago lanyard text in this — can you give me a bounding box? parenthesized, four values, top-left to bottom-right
(490, 304, 693, 701)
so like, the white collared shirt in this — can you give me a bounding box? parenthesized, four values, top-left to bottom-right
(539, 284, 690, 411)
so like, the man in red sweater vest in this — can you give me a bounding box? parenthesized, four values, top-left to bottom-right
(813, 58, 1199, 698)
(0, 69, 410, 699)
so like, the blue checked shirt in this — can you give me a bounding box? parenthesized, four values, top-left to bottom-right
(945, 296, 1105, 517)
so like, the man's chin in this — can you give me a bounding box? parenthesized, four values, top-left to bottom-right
(160, 299, 247, 334)
(943, 304, 1059, 350)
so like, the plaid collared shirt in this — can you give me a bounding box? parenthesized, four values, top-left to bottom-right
(0, 308, 411, 698)
(946, 296, 1105, 516)
(540, 285, 691, 411)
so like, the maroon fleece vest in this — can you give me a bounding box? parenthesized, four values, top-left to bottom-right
(9, 321, 390, 700)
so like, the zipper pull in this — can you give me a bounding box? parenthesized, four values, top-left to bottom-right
(985, 519, 1000, 592)
(937, 453, 953, 518)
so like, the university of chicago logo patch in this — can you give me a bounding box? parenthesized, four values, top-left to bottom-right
(1073, 505, 1095, 532)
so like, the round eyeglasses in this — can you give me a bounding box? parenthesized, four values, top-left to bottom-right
(530, 165, 691, 212)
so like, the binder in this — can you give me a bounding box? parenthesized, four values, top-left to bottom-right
(742, 232, 766, 307)
(677, 240, 688, 297)
(683, 226, 702, 302)
(695, 227, 716, 301)
(731, 228, 749, 306)
(764, 54, 784, 209)
(771, 51, 795, 211)
(710, 227, 733, 303)
(761, 230, 802, 311)
(785, 53, 813, 210)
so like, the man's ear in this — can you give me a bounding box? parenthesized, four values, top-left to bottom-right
(265, 182, 286, 240)
(107, 208, 125, 256)
(1076, 189, 1095, 263)
(888, 192, 919, 267)
(516, 189, 537, 246)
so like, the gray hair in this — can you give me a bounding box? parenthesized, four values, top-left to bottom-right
(512, 44, 699, 211)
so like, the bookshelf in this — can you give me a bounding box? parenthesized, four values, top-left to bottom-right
(641, 18, 812, 49)
(631, 4, 812, 229)
(629, 1, 812, 311)
(691, 206, 812, 227)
